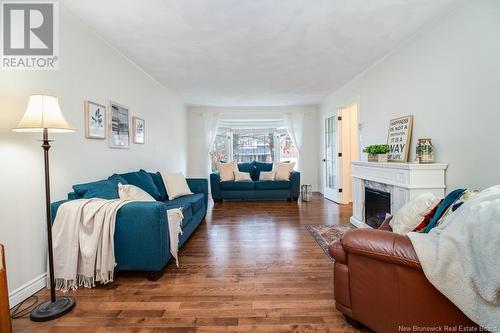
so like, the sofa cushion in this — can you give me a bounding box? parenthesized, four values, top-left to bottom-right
(254, 162, 273, 181)
(164, 199, 193, 223)
(164, 193, 205, 216)
(142, 170, 168, 201)
(255, 180, 291, 190)
(117, 170, 162, 200)
(73, 178, 122, 199)
(238, 162, 255, 180)
(220, 181, 255, 191)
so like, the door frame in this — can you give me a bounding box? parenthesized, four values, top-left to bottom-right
(322, 110, 341, 203)
(322, 100, 360, 204)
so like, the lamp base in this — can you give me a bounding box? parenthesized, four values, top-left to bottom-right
(30, 296, 75, 322)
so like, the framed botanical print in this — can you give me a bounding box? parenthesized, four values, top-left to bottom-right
(132, 117, 145, 144)
(109, 101, 130, 149)
(84, 101, 106, 139)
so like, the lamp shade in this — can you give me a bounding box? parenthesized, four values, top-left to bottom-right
(12, 95, 75, 133)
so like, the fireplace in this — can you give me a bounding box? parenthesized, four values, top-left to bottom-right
(365, 188, 391, 229)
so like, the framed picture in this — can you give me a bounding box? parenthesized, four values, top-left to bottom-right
(84, 101, 106, 139)
(109, 101, 130, 149)
(132, 117, 145, 144)
(387, 115, 413, 162)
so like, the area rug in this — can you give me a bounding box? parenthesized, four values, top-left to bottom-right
(306, 224, 355, 261)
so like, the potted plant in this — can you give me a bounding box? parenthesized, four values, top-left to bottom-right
(363, 144, 390, 162)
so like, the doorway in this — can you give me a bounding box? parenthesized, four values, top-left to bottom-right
(322, 103, 359, 204)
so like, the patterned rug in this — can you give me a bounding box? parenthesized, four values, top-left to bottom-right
(306, 224, 355, 261)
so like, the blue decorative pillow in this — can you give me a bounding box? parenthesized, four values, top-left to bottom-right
(73, 178, 123, 199)
(422, 188, 465, 233)
(254, 161, 273, 181)
(238, 162, 255, 180)
(108, 174, 128, 184)
(141, 169, 168, 201)
(116, 170, 161, 200)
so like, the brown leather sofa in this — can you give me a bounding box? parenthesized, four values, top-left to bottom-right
(328, 220, 479, 333)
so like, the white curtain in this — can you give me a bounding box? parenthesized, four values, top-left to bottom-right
(202, 112, 220, 175)
(283, 111, 305, 170)
(202, 112, 220, 152)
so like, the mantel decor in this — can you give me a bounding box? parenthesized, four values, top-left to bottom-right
(387, 115, 413, 162)
(363, 144, 389, 162)
(13, 95, 76, 321)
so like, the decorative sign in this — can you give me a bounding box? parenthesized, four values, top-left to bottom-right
(387, 115, 413, 162)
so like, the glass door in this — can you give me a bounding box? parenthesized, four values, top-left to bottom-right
(323, 114, 340, 202)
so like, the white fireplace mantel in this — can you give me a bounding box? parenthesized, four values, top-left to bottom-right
(351, 161, 448, 228)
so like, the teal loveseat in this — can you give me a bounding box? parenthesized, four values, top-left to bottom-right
(51, 170, 207, 280)
(210, 161, 300, 201)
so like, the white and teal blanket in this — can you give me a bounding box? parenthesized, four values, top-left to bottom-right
(408, 185, 500, 329)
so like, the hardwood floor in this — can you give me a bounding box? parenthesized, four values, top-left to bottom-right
(13, 194, 363, 333)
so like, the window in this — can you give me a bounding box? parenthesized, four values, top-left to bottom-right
(210, 131, 230, 171)
(233, 131, 275, 163)
(277, 131, 298, 163)
(210, 128, 298, 171)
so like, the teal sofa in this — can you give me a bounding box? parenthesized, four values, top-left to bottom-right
(210, 161, 300, 201)
(51, 170, 207, 280)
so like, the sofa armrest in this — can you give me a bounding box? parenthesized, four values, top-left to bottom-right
(290, 171, 300, 199)
(329, 240, 347, 264)
(51, 200, 72, 223)
(187, 178, 209, 208)
(114, 201, 169, 271)
(210, 172, 222, 200)
(341, 229, 421, 270)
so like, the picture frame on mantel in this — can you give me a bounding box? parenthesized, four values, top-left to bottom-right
(109, 101, 130, 149)
(387, 115, 413, 162)
(132, 116, 145, 144)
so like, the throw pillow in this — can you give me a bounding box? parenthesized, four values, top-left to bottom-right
(118, 183, 155, 201)
(413, 199, 442, 232)
(254, 161, 273, 180)
(274, 162, 296, 181)
(141, 169, 168, 201)
(422, 189, 466, 233)
(390, 192, 441, 234)
(116, 170, 162, 200)
(73, 178, 123, 199)
(259, 171, 275, 181)
(234, 171, 252, 182)
(435, 189, 478, 227)
(217, 161, 237, 182)
(160, 172, 193, 200)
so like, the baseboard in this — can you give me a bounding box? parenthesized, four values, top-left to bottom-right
(9, 273, 47, 308)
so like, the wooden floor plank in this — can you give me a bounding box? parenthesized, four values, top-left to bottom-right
(12, 194, 365, 332)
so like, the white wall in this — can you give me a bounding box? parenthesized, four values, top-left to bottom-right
(320, 0, 500, 192)
(187, 106, 320, 191)
(0, 6, 187, 303)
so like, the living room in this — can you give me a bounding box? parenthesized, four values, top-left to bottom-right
(0, 1, 499, 332)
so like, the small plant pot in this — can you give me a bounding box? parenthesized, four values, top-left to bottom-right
(368, 154, 378, 162)
(378, 154, 388, 163)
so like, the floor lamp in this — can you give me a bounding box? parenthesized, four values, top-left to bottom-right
(13, 95, 76, 321)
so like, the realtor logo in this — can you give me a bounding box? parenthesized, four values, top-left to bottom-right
(1, 1, 59, 70)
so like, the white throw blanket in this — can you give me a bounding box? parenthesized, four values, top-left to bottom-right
(408, 185, 500, 329)
(52, 199, 184, 291)
(167, 208, 184, 267)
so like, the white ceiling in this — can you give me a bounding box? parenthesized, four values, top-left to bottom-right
(61, 0, 457, 107)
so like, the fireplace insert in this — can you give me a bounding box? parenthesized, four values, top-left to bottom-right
(365, 188, 391, 228)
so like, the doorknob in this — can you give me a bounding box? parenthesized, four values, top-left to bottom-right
(322, 159, 326, 162)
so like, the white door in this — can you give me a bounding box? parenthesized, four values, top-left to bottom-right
(323, 113, 341, 202)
